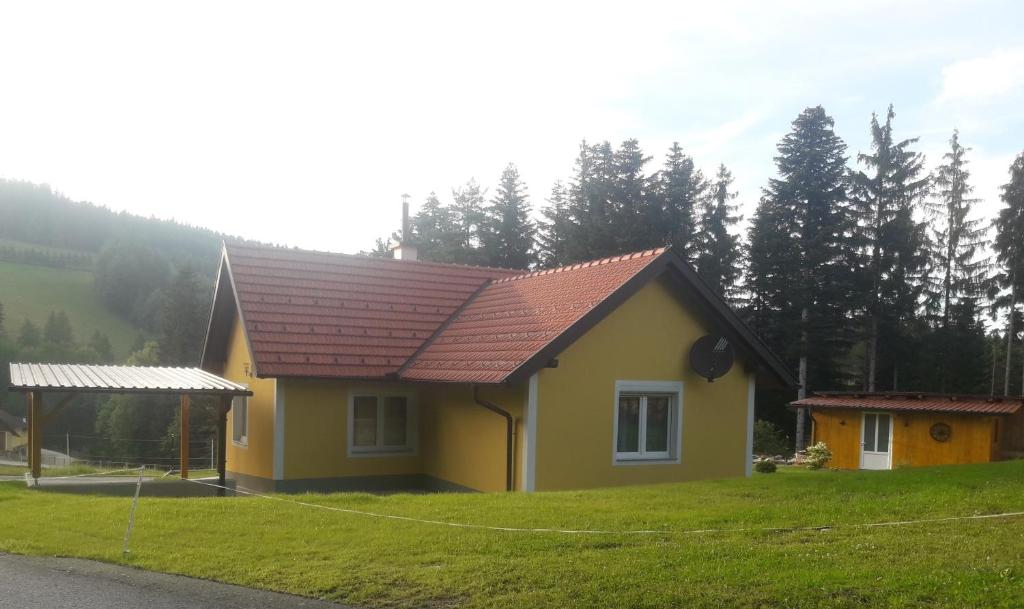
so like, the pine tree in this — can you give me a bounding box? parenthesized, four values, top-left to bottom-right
(994, 152, 1024, 396)
(695, 164, 742, 299)
(88, 331, 114, 363)
(17, 320, 41, 349)
(850, 105, 929, 391)
(159, 266, 209, 365)
(43, 310, 74, 346)
(925, 130, 990, 389)
(482, 164, 535, 269)
(657, 143, 706, 262)
(537, 181, 573, 268)
(747, 106, 857, 450)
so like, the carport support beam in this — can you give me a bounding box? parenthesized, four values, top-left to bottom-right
(29, 391, 42, 480)
(217, 395, 230, 496)
(180, 394, 190, 479)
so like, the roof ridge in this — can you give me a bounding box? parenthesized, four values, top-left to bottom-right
(224, 240, 523, 275)
(493, 247, 668, 284)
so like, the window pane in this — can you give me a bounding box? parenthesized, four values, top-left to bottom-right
(863, 414, 876, 452)
(876, 414, 890, 453)
(232, 396, 247, 441)
(645, 396, 670, 453)
(353, 396, 378, 447)
(617, 396, 641, 453)
(382, 396, 408, 446)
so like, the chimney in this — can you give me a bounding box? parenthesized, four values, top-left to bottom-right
(392, 194, 418, 261)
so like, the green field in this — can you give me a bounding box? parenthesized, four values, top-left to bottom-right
(1, 462, 1022, 608)
(0, 260, 139, 357)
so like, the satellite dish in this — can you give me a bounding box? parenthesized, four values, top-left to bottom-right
(690, 335, 734, 382)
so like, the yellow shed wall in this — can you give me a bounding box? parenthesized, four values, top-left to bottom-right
(533, 276, 752, 491)
(811, 409, 998, 469)
(281, 378, 421, 480)
(419, 384, 525, 492)
(220, 315, 275, 479)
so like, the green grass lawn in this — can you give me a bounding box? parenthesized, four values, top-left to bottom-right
(1, 463, 1023, 608)
(0, 260, 139, 357)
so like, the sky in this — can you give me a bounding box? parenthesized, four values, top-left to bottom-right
(1, 0, 1023, 254)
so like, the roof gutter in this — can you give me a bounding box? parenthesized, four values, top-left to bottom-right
(473, 385, 514, 492)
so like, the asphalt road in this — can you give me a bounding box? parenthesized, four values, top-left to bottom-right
(0, 553, 351, 609)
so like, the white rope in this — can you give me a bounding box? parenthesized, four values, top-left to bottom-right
(181, 477, 1024, 536)
(0, 467, 149, 484)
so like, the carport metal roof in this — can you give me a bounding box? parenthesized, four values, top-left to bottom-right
(7, 363, 249, 484)
(8, 363, 251, 396)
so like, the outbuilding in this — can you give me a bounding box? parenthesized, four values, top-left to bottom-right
(793, 392, 1024, 470)
(200, 242, 795, 493)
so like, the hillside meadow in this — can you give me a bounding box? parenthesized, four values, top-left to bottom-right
(0, 462, 1022, 608)
(0, 259, 137, 357)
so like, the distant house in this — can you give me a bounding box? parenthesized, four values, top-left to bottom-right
(793, 393, 1024, 469)
(201, 242, 794, 493)
(0, 409, 27, 454)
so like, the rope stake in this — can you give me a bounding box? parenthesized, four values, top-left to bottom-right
(122, 466, 146, 555)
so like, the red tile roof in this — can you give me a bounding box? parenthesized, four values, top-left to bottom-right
(793, 393, 1023, 415)
(222, 243, 519, 378)
(205, 242, 795, 387)
(400, 249, 667, 383)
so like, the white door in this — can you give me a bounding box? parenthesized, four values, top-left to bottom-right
(860, 412, 892, 470)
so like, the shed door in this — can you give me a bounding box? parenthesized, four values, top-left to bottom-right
(860, 412, 892, 470)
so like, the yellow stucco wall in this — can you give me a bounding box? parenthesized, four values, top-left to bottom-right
(533, 276, 753, 491)
(812, 409, 998, 469)
(281, 378, 421, 480)
(419, 383, 525, 492)
(220, 315, 275, 479)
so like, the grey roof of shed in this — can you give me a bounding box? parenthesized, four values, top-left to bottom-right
(0, 409, 26, 435)
(7, 363, 252, 396)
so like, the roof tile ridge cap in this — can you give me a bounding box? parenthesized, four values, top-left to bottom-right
(493, 247, 667, 283)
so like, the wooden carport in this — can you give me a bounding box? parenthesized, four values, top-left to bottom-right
(7, 363, 251, 489)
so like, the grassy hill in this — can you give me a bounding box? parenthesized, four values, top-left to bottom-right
(0, 259, 140, 358)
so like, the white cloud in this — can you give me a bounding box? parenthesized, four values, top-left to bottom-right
(938, 48, 1024, 102)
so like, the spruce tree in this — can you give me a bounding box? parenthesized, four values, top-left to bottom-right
(88, 331, 115, 363)
(450, 179, 488, 264)
(747, 106, 857, 450)
(695, 164, 742, 300)
(412, 192, 462, 263)
(537, 181, 573, 269)
(566, 141, 617, 262)
(482, 164, 535, 269)
(611, 139, 655, 253)
(850, 105, 929, 391)
(925, 130, 990, 389)
(657, 143, 706, 262)
(994, 152, 1024, 395)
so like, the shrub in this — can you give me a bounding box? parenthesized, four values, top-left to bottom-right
(753, 420, 791, 457)
(754, 460, 777, 474)
(804, 442, 832, 470)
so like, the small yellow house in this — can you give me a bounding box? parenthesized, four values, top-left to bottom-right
(201, 242, 794, 492)
(0, 409, 27, 455)
(795, 392, 1024, 470)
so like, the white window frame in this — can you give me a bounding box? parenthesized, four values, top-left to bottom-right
(232, 391, 249, 447)
(612, 380, 683, 465)
(347, 390, 418, 457)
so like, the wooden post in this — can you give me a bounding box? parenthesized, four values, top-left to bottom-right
(30, 391, 42, 480)
(180, 394, 190, 479)
(217, 395, 230, 497)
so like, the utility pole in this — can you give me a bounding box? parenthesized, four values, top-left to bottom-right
(66, 432, 70, 464)
(210, 437, 215, 471)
